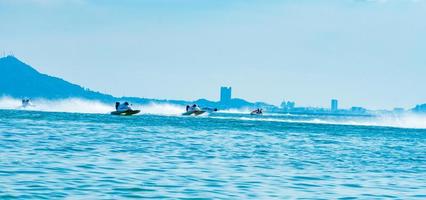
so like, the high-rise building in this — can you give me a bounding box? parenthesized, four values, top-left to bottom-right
(220, 87, 232, 103)
(281, 100, 295, 110)
(287, 101, 295, 110)
(331, 99, 338, 112)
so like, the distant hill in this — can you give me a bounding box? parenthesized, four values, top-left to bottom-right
(0, 56, 115, 101)
(413, 104, 426, 113)
(0, 56, 275, 109)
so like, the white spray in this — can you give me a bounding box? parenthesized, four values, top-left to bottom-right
(0, 97, 112, 114)
(0, 96, 186, 115)
(135, 103, 184, 116)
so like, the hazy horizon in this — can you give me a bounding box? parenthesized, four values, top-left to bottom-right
(1, 0, 426, 109)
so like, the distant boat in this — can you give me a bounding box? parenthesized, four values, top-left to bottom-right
(21, 98, 33, 108)
(250, 109, 263, 115)
(111, 102, 140, 116)
(183, 104, 206, 116)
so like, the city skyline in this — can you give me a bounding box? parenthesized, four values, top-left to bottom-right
(1, 0, 426, 109)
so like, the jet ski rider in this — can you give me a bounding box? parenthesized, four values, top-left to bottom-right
(116, 102, 133, 112)
(186, 104, 201, 112)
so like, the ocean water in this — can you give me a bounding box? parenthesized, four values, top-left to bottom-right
(0, 108, 425, 199)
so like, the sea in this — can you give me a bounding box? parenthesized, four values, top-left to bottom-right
(0, 98, 425, 199)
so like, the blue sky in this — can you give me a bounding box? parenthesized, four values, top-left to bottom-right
(1, 0, 425, 109)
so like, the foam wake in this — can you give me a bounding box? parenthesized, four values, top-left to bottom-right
(217, 108, 252, 114)
(293, 114, 426, 129)
(210, 114, 426, 129)
(0, 96, 186, 115)
(218, 108, 298, 117)
(0, 97, 112, 114)
(136, 103, 184, 116)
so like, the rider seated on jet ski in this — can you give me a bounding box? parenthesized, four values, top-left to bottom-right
(22, 99, 32, 107)
(187, 104, 201, 112)
(116, 102, 133, 112)
(252, 108, 263, 114)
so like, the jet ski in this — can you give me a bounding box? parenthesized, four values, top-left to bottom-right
(250, 109, 263, 115)
(112, 102, 139, 116)
(183, 104, 206, 116)
(21, 98, 33, 108)
(111, 110, 140, 116)
(182, 110, 206, 116)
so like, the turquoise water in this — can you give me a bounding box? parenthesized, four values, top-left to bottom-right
(0, 109, 425, 199)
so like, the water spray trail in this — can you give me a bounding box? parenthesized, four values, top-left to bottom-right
(209, 113, 426, 129)
(137, 103, 184, 116)
(0, 97, 111, 114)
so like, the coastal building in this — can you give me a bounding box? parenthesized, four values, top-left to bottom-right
(280, 100, 295, 111)
(220, 87, 232, 103)
(331, 99, 338, 112)
(413, 104, 426, 113)
(351, 107, 367, 113)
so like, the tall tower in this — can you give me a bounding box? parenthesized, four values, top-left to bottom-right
(331, 99, 338, 112)
(220, 87, 232, 103)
